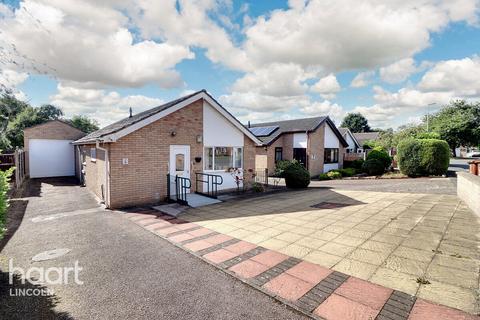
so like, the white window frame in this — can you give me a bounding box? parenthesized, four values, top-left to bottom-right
(203, 146, 243, 172)
(90, 147, 96, 162)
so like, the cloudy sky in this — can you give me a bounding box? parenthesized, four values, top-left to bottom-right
(0, 0, 479, 128)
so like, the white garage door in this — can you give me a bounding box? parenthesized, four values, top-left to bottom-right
(29, 139, 75, 178)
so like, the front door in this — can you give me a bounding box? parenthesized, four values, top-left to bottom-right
(293, 148, 307, 167)
(169, 145, 190, 195)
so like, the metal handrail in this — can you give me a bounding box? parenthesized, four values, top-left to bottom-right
(175, 175, 191, 205)
(195, 172, 223, 198)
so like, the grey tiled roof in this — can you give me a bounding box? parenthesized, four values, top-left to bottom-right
(353, 132, 380, 145)
(248, 116, 348, 146)
(75, 90, 205, 143)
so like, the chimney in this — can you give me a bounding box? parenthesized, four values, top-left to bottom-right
(129, 107, 133, 118)
(248, 121, 251, 128)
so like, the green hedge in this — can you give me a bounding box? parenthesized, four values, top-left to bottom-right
(397, 139, 450, 177)
(367, 147, 391, 170)
(284, 161, 311, 188)
(344, 159, 364, 170)
(362, 159, 385, 176)
(0, 168, 13, 240)
(327, 171, 342, 179)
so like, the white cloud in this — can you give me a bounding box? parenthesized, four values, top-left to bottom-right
(380, 58, 418, 84)
(0, 69, 28, 99)
(50, 84, 164, 126)
(300, 100, 345, 123)
(310, 74, 341, 99)
(220, 91, 310, 113)
(243, 0, 478, 72)
(351, 71, 375, 88)
(0, 0, 193, 88)
(418, 56, 480, 96)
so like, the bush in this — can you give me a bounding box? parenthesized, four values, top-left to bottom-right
(251, 182, 265, 193)
(274, 159, 296, 177)
(338, 168, 356, 177)
(344, 159, 364, 170)
(367, 147, 391, 170)
(362, 159, 385, 176)
(397, 139, 450, 177)
(0, 168, 13, 240)
(284, 162, 311, 188)
(327, 171, 342, 179)
(315, 173, 331, 181)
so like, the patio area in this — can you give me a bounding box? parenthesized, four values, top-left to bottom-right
(180, 187, 480, 314)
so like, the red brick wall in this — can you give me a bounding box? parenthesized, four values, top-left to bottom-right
(308, 123, 326, 176)
(79, 144, 107, 200)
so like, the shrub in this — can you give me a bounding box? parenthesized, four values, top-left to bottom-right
(327, 171, 342, 179)
(416, 132, 440, 140)
(284, 162, 311, 188)
(362, 159, 385, 176)
(397, 139, 450, 177)
(367, 147, 391, 170)
(315, 173, 331, 181)
(338, 168, 356, 177)
(0, 168, 13, 240)
(274, 159, 296, 177)
(251, 182, 265, 193)
(344, 159, 364, 170)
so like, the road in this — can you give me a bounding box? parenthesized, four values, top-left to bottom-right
(0, 178, 308, 320)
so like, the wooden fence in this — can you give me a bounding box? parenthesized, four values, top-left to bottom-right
(0, 149, 26, 188)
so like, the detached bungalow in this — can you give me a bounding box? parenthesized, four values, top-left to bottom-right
(73, 90, 262, 209)
(338, 128, 361, 153)
(250, 117, 348, 176)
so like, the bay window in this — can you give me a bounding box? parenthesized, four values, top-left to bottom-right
(204, 147, 243, 171)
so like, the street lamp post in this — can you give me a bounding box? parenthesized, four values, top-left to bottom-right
(427, 102, 436, 132)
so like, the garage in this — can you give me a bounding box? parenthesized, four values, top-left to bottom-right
(24, 120, 86, 178)
(28, 139, 75, 178)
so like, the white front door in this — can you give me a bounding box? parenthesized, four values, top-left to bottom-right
(169, 145, 190, 195)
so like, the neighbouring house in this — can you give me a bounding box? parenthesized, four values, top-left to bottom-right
(353, 132, 380, 153)
(24, 119, 86, 178)
(72, 90, 262, 209)
(338, 128, 361, 153)
(249, 117, 348, 176)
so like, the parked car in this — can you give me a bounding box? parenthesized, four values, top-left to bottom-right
(466, 151, 480, 158)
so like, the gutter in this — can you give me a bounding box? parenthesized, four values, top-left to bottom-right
(96, 140, 111, 208)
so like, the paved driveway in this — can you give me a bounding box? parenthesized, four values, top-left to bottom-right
(0, 178, 308, 320)
(181, 187, 480, 313)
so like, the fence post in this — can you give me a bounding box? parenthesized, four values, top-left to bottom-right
(264, 168, 268, 186)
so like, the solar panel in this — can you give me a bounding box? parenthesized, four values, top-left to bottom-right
(249, 126, 279, 137)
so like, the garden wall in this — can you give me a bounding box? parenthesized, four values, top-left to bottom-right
(457, 172, 480, 216)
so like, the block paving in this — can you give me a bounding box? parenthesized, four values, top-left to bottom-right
(119, 199, 480, 320)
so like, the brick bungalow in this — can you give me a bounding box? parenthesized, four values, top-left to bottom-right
(338, 127, 361, 153)
(73, 90, 262, 209)
(249, 117, 348, 176)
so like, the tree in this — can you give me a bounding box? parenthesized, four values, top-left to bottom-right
(428, 100, 480, 154)
(69, 115, 99, 133)
(340, 113, 371, 133)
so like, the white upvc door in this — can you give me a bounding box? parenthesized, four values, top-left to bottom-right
(169, 145, 190, 195)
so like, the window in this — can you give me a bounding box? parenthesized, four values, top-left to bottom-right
(90, 148, 96, 162)
(324, 148, 339, 164)
(275, 147, 283, 163)
(175, 154, 185, 172)
(204, 147, 243, 171)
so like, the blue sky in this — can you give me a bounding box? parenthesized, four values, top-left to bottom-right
(1, 0, 479, 128)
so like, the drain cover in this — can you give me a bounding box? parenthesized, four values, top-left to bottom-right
(32, 248, 71, 262)
(311, 202, 352, 209)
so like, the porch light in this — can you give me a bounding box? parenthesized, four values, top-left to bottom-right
(196, 135, 203, 143)
(170, 131, 176, 137)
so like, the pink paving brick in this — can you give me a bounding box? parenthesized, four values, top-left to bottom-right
(129, 214, 156, 221)
(137, 218, 160, 226)
(174, 223, 198, 230)
(204, 234, 233, 245)
(183, 239, 215, 252)
(168, 232, 197, 243)
(409, 299, 476, 320)
(154, 226, 180, 236)
(203, 249, 239, 264)
(314, 294, 380, 320)
(224, 241, 257, 255)
(144, 221, 170, 231)
(285, 261, 332, 285)
(263, 273, 316, 302)
(187, 228, 214, 237)
(251, 250, 288, 268)
(229, 259, 270, 279)
(335, 277, 392, 310)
